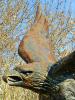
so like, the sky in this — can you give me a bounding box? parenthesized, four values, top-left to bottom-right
(71, 0, 75, 18)
(40, 0, 75, 18)
(3, 0, 75, 18)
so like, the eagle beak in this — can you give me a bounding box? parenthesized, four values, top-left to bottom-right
(2, 68, 33, 87)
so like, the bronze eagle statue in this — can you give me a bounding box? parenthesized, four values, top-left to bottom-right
(2, 5, 75, 99)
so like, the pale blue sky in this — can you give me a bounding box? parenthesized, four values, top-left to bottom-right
(71, 0, 75, 18)
(4, 0, 75, 17)
(39, 0, 75, 18)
